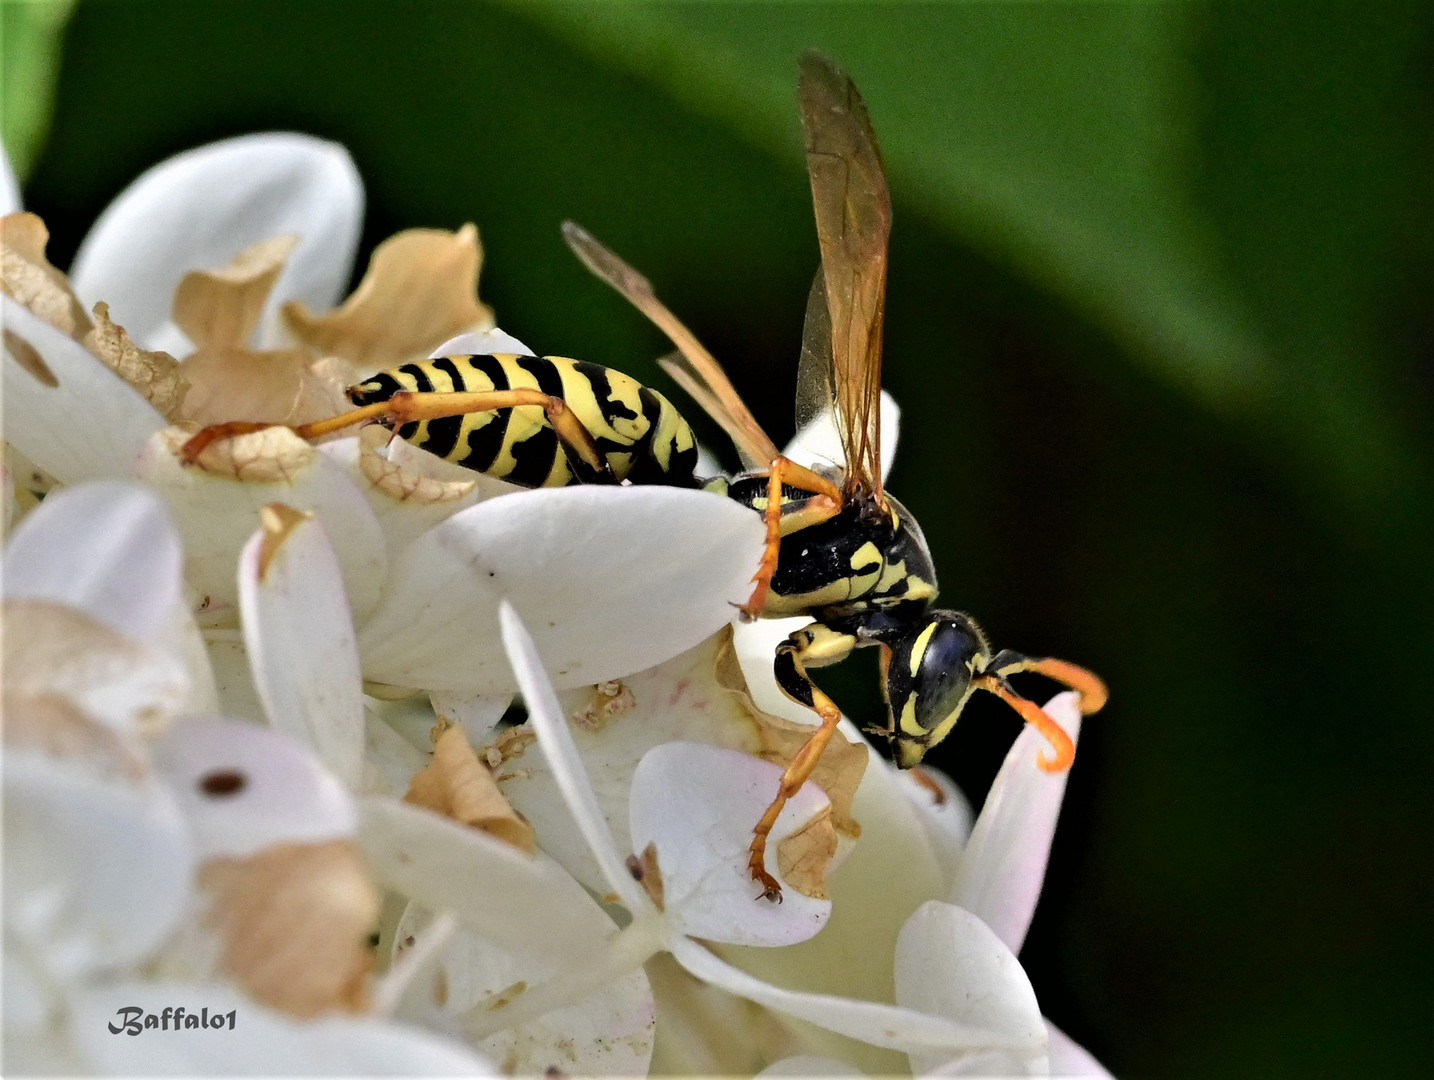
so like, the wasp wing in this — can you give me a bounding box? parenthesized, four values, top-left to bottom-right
(797, 50, 891, 499)
(562, 221, 779, 471)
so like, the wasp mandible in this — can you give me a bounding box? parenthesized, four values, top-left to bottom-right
(181, 52, 1107, 902)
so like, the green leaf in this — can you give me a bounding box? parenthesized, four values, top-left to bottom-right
(502, 0, 1434, 528)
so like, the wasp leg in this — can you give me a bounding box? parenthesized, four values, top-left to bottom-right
(181, 389, 616, 482)
(748, 623, 857, 901)
(742, 458, 844, 620)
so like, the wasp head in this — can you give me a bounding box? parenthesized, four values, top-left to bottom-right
(883, 610, 991, 768)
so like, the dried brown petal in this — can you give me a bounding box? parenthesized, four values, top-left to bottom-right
(0, 212, 92, 338)
(163, 424, 317, 482)
(2, 690, 145, 781)
(626, 841, 665, 910)
(178, 345, 349, 429)
(776, 806, 838, 900)
(85, 301, 187, 417)
(357, 424, 476, 505)
(405, 722, 536, 853)
(172, 235, 297, 350)
(199, 840, 380, 1017)
(714, 627, 867, 838)
(282, 225, 495, 370)
(3, 598, 184, 739)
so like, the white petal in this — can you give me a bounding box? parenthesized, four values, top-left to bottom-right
(135, 430, 387, 618)
(71, 981, 495, 1076)
(359, 486, 763, 693)
(239, 513, 364, 786)
(785, 391, 900, 484)
(894, 901, 1047, 1076)
(360, 705, 431, 797)
(71, 134, 363, 350)
(429, 689, 511, 745)
(393, 905, 655, 1077)
(3, 751, 192, 981)
(671, 936, 1023, 1056)
(895, 765, 975, 890)
(498, 633, 761, 894)
(358, 796, 614, 969)
(733, 614, 824, 724)
(205, 633, 268, 721)
(630, 742, 831, 946)
(431, 327, 534, 357)
(151, 718, 356, 861)
(951, 692, 1083, 955)
(759, 1056, 867, 1077)
(1046, 1019, 1113, 1078)
(2, 296, 166, 483)
(498, 601, 649, 913)
(0, 142, 20, 214)
(2, 481, 182, 642)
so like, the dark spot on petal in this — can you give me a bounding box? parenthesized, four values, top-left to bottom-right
(198, 769, 246, 797)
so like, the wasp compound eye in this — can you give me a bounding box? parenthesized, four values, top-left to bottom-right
(886, 612, 989, 768)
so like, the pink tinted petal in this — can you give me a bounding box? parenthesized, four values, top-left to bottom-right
(498, 601, 649, 913)
(2, 297, 166, 482)
(71, 981, 495, 1075)
(629, 742, 830, 946)
(3, 481, 181, 643)
(430, 328, 534, 357)
(239, 514, 364, 786)
(72, 134, 362, 350)
(951, 692, 1084, 955)
(359, 486, 762, 694)
(1046, 1019, 1113, 1078)
(150, 719, 356, 861)
(895, 901, 1047, 1075)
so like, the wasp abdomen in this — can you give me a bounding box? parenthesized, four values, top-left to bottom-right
(348, 354, 700, 489)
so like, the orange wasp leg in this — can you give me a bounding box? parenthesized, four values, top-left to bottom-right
(742, 457, 844, 619)
(180, 388, 614, 481)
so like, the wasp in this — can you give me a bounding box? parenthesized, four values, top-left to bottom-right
(182, 52, 1107, 901)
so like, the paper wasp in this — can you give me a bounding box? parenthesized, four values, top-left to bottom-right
(182, 52, 1106, 901)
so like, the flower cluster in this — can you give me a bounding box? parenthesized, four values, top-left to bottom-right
(2, 136, 1111, 1076)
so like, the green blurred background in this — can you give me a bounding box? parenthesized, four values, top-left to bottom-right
(5, 1, 1430, 1075)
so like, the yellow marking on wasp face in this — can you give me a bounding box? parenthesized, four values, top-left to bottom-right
(908, 621, 938, 678)
(899, 694, 925, 737)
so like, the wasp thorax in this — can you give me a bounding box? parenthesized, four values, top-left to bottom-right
(886, 611, 991, 768)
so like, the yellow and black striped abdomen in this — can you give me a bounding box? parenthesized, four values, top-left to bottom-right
(347, 354, 700, 489)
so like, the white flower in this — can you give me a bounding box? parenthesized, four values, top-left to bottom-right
(3, 482, 496, 1074)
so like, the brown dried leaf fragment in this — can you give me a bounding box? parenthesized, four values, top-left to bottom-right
(406, 722, 536, 853)
(714, 627, 867, 839)
(163, 424, 317, 482)
(357, 424, 476, 504)
(1, 212, 92, 337)
(85, 301, 187, 417)
(570, 679, 636, 732)
(200, 840, 380, 1017)
(625, 841, 666, 910)
(282, 225, 495, 369)
(177, 345, 349, 429)
(172, 235, 297, 350)
(776, 806, 838, 900)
